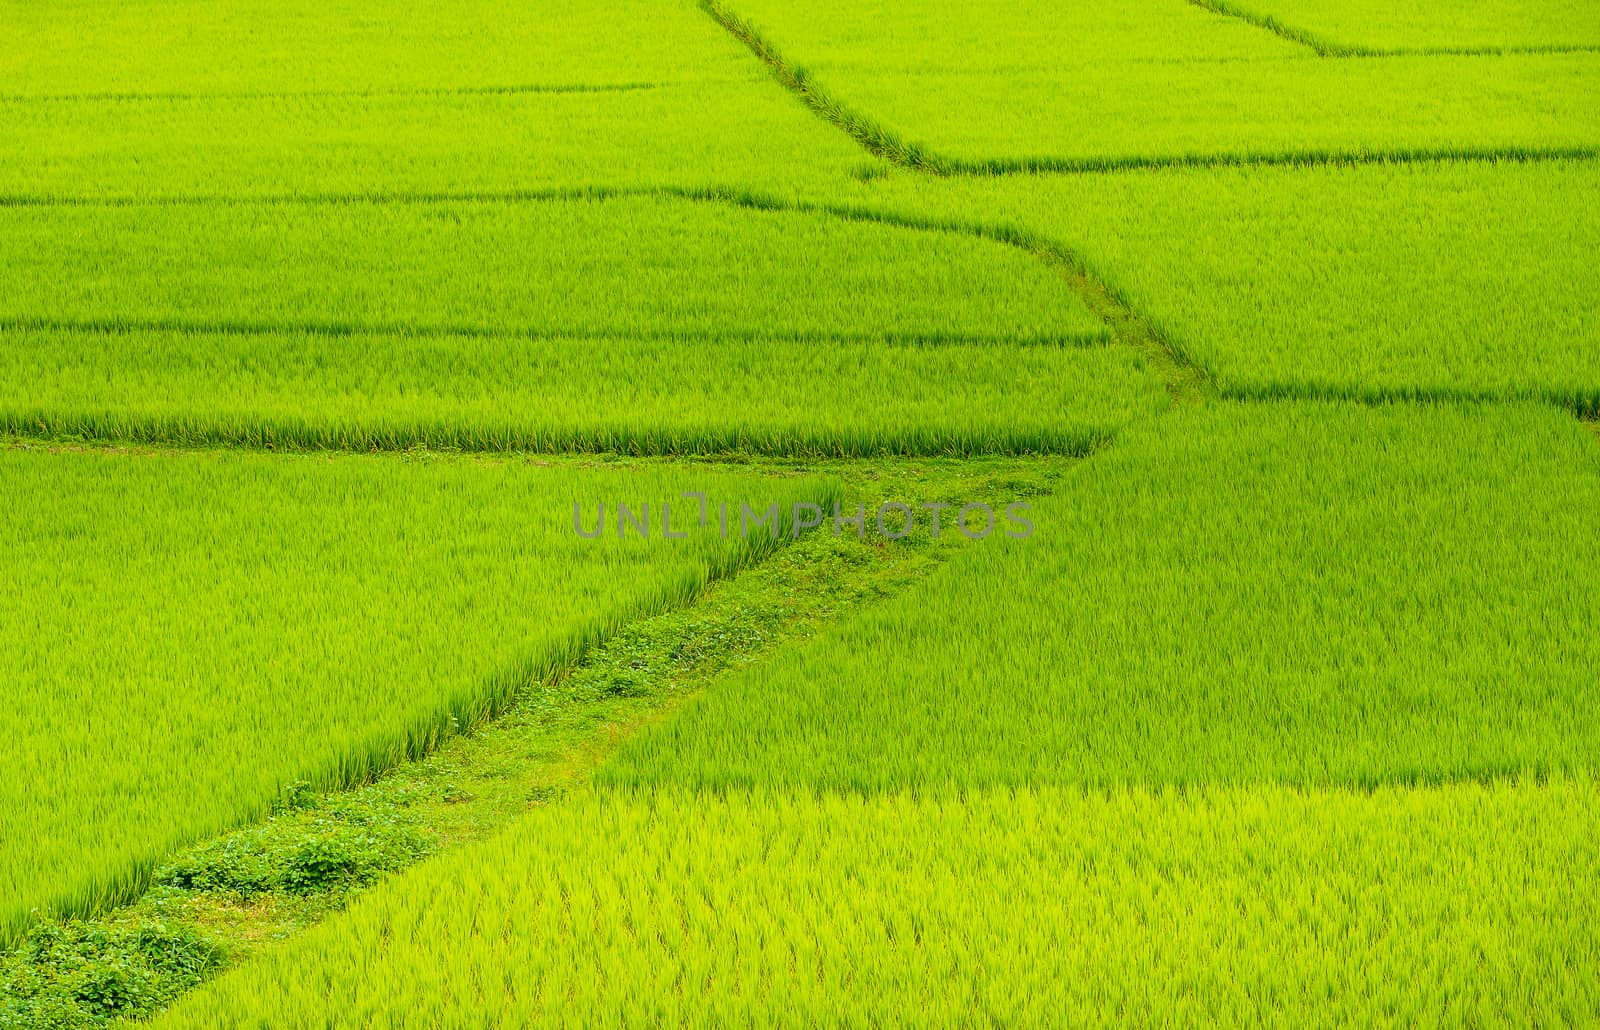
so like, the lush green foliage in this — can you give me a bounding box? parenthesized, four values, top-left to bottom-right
(0, 195, 1102, 344)
(155, 781, 1600, 1027)
(1208, 0, 1600, 54)
(716, 0, 1600, 171)
(0, 326, 1162, 457)
(849, 159, 1600, 409)
(1, 921, 223, 1028)
(607, 403, 1600, 789)
(0, 445, 832, 941)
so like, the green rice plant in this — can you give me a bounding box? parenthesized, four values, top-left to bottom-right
(0, 0, 883, 200)
(153, 781, 1600, 1026)
(0, 445, 834, 943)
(1197, 0, 1600, 55)
(0, 0, 752, 95)
(0, 326, 1165, 458)
(845, 159, 1600, 410)
(712, 0, 1600, 171)
(0, 195, 1103, 345)
(0, 84, 877, 200)
(605, 402, 1600, 790)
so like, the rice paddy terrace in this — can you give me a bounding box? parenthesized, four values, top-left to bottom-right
(1, 0, 1596, 1025)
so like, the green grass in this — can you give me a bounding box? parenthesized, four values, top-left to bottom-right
(0, 326, 1165, 457)
(847, 159, 1600, 410)
(714, 0, 1600, 170)
(605, 402, 1600, 790)
(0, 195, 1104, 345)
(0, 0, 754, 95)
(0, 443, 833, 944)
(153, 781, 1600, 1027)
(1202, 0, 1600, 55)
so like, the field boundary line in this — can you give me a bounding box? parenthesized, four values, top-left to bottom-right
(1, 151, 1594, 204)
(0, 184, 648, 209)
(1185, 0, 1353, 55)
(900, 144, 1600, 177)
(1218, 380, 1600, 420)
(686, 188, 1212, 404)
(1187, 0, 1600, 58)
(0, 81, 663, 104)
(0, 316, 1107, 351)
(697, 0, 945, 172)
(0, 417, 1113, 460)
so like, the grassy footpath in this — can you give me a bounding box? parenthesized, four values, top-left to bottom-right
(0, 455, 1063, 1027)
(0, 445, 839, 942)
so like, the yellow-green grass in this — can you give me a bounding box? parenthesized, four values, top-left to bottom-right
(0, 0, 751, 95)
(155, 782, 1600, 1027)
(606, 402, 1600, 790)
(848, 159, 1600, 410)
(1202, 0, 1600, 55)
(0, 83, 879, 200)
(0, 326, 1166, 457)
(714, 0, 1600, 170)
(0, 195, 1104, 345)
(0, 445, 832, 941)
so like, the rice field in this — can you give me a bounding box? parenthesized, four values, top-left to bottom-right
(708, 0, 1600, 171)
(1196, 0, 1600, 55)
(0, 446, 832, 941)
(605, 403, 1600, 790)
(842, 158, 1600, 411)
(3, 0, 1596, 1024)
(0, 196, 1102, 344)
(0, 326, 1164, 457)
(152, 781, 1600, 1027)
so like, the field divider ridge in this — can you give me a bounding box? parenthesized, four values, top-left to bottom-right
(1184, 0, 1353, 56)
(0, 316, 1105, 351)
(1186, 0, 1600, 58)
(0, 81, 663, 104)
(1218, 379, 1600, 421)
(697, 0, 947, 173)
(0, 413, 1115, 461)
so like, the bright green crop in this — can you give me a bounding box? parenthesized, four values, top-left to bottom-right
(1202, 0, 1600, 54)
(0, 195, 1103, 345)
(0, 445, 832, 940)
(606, 402, 1600, 789)
(155, 781, 1600, 1027)
(0, 326, 1164, 458)
(844, 158, 1600, 410)
(0, 0, 749, 94)
(715, 0, 1600, 170)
